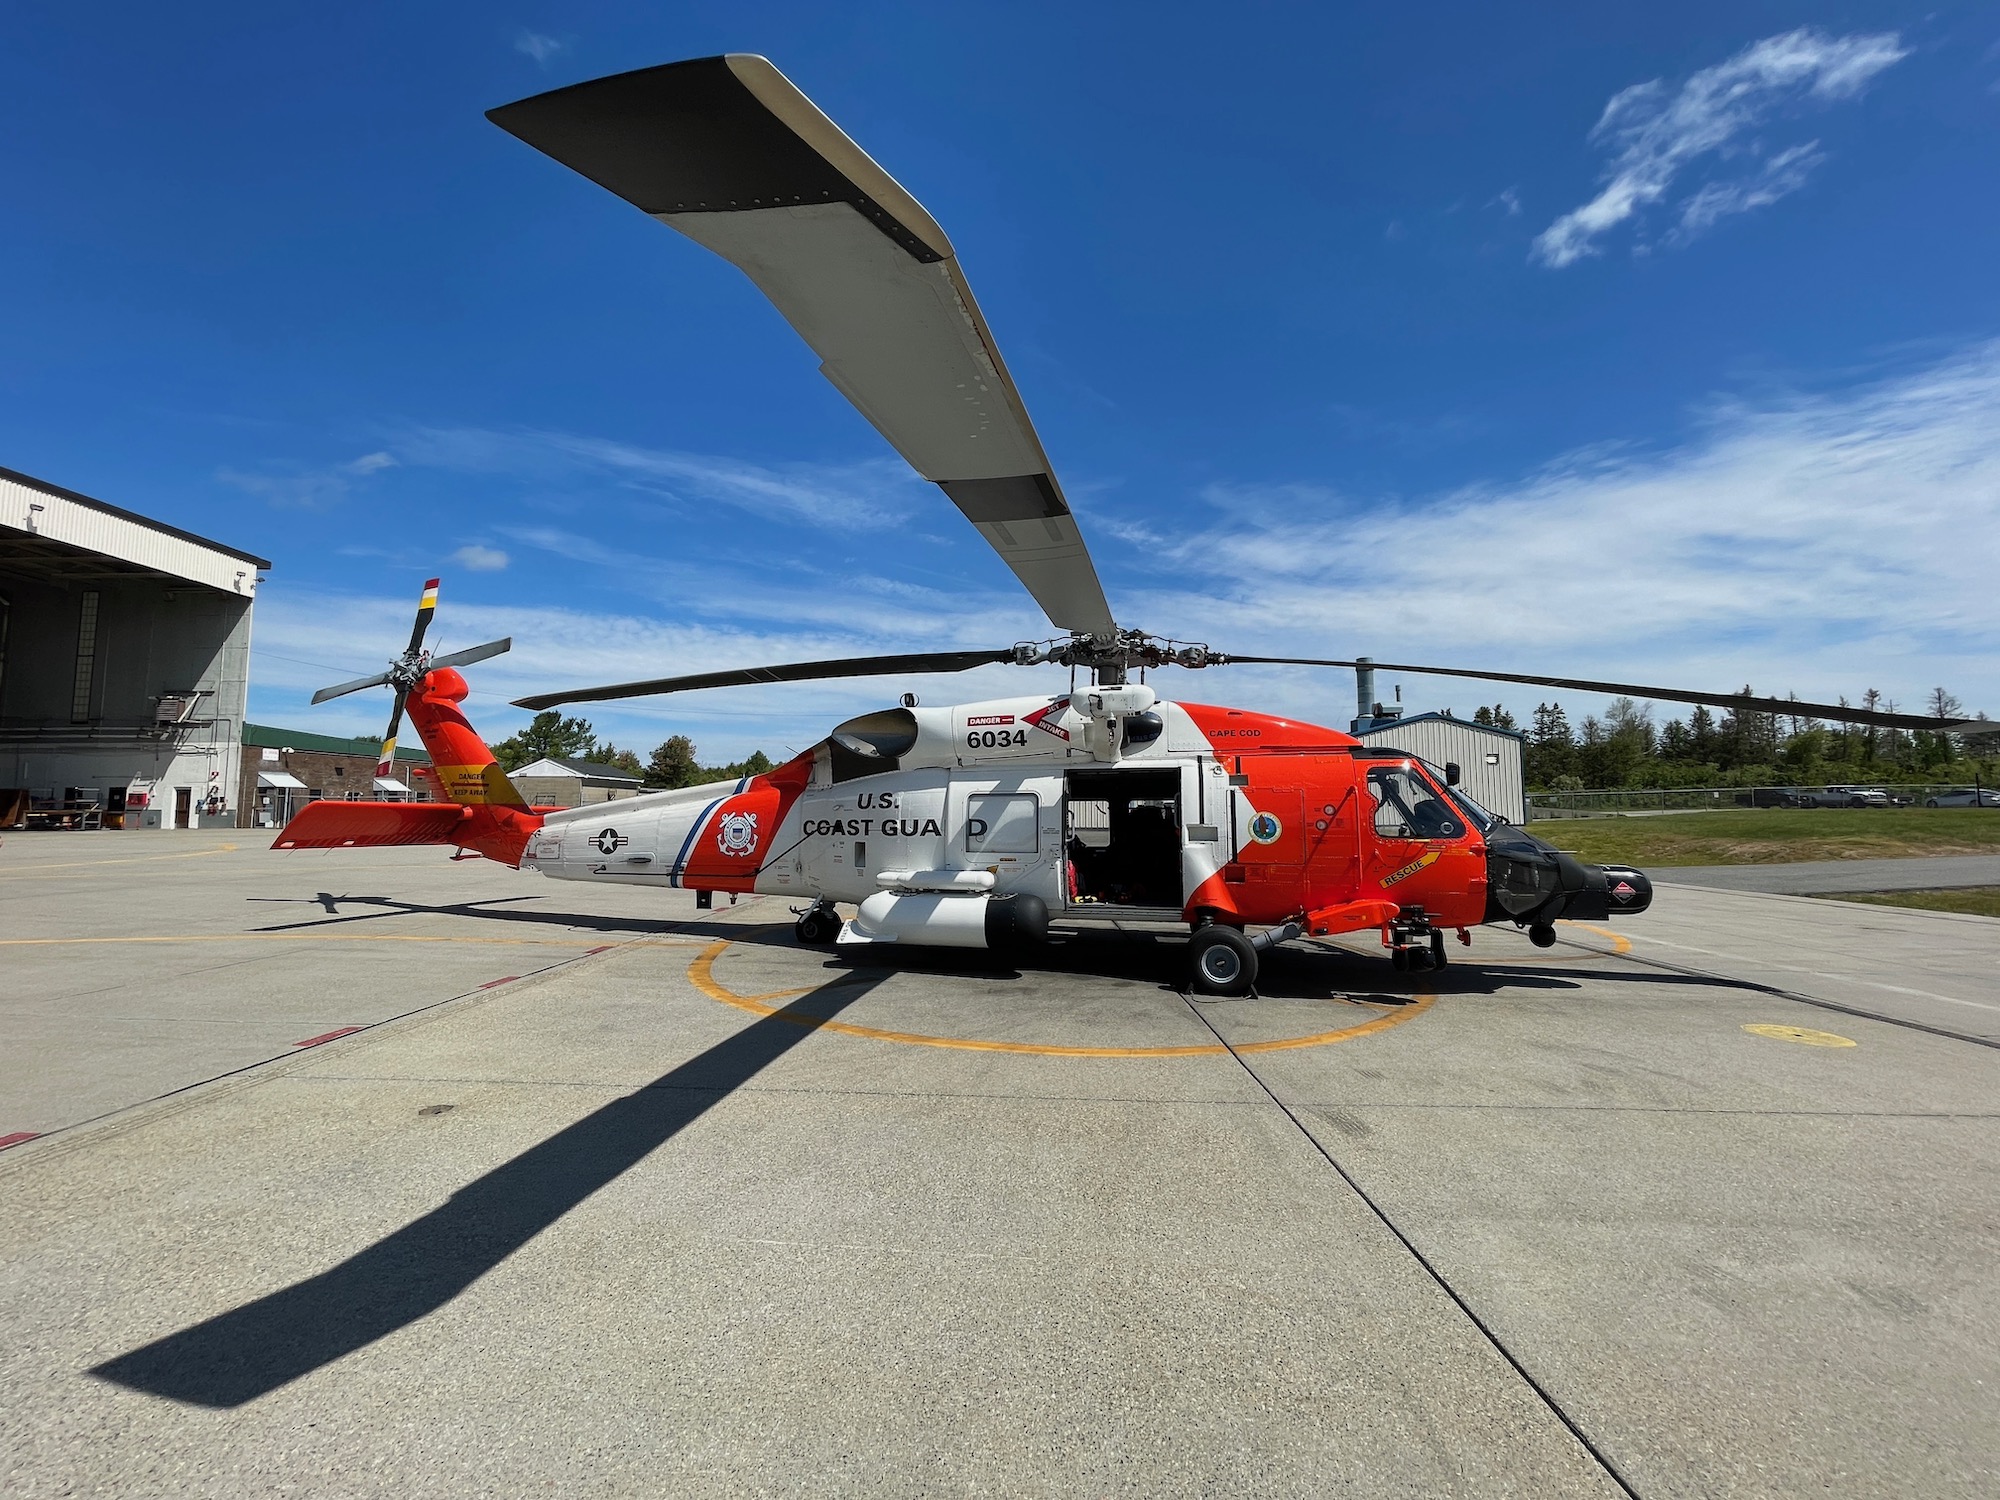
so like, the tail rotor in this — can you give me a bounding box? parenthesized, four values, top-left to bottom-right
(305, 576, 512, 776)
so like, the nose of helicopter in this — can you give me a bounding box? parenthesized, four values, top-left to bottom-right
(1484, 829, 1652, 925)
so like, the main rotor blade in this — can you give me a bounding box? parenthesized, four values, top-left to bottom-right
(1223, 656, 1981, 734)
(406, 577, 440, 657)
(512, 649, 1018, 712)
(488, 56, 1117, 638)
(429, 637, 512, 673)
(311, 670, 393, 705)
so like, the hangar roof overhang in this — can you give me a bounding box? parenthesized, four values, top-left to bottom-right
(0, 465, 270, 597)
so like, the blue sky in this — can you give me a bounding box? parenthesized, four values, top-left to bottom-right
(4, 3, 1996, 760)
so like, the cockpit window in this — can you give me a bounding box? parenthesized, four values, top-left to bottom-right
(1366, 764, 1467, 840)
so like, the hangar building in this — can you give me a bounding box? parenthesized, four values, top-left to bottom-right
(0, 466, 266, 829)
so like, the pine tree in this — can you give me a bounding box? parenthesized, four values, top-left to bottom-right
(644, 735, 701, 789)
(492, 711, 596, 772)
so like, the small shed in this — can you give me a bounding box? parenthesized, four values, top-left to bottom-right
(1354, 712, 1527, 825)
(510, 757, 644, 809)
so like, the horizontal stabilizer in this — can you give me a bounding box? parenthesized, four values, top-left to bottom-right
(273, 801, 469, 850)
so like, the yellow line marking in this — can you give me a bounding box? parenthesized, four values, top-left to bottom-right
(0, 933, 690, 950)
(688, 940, 1435, 1058)
(0, 843, 241, 878)
(1557, 923, 1635, 956)
(1743, 1023, 1857, 1048)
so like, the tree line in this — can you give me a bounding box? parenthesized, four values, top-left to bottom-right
(491, 710, 775, 788)
(1467, 688, 1998, 791)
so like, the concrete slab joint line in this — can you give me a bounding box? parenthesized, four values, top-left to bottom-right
(1174, 988, 1644, 1500)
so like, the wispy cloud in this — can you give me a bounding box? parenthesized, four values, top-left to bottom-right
(1533, 28, 1907, 268)
(393, 425, 926, 531)
(218, 451, 397, 511)
(513, 30, 564, 66)
(451, 543, 509, 572)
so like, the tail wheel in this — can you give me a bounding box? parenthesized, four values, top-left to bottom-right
(1189, 927, 1257, 997)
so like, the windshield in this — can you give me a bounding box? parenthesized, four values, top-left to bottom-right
(1443, 784, 1500, 833)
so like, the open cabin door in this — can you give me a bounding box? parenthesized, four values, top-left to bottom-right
(1061, 767, 1184, 911)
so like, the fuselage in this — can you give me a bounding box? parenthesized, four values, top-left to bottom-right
(520, 690, 1499, 934)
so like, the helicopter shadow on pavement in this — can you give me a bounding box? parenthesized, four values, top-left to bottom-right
(244, 892, 803, 948)
(88, 969, 887, 1410)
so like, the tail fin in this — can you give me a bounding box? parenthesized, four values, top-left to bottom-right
(400, 666, 528, 809)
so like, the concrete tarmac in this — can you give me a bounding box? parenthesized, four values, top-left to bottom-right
(2, 828, 1996, 1496)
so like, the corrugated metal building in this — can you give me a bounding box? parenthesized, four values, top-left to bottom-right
(0, 466, 268, 829)
(1353, 711, 1527, 825)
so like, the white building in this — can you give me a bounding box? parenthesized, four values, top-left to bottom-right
(509, 756, 645, 809)
(1354, 711, 1527, 825)
(1, 466, 266, 829)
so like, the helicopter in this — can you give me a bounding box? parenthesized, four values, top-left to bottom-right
(276, 55, 1978, 996)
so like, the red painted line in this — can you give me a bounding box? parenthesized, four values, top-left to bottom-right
(0, 1131, 41, 1150)
(478, 975, 520, 989)
(293, 1027, 362, 1048)
(584, 946, 612, 956)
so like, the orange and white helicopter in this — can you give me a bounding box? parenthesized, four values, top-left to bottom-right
(278, 56, 1976, 995)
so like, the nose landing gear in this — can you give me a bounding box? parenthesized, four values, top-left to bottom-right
(1386, 912, 1446, 972)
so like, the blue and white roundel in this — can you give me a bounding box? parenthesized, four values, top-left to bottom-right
(1248, 811, 1283, 845)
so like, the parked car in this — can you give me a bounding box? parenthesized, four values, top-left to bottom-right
(1824, 786, 1891, 808)
(1794, 786, 1872, 808)
(1737, 787, 1807, 808)
(1923, 787, 2000, 807)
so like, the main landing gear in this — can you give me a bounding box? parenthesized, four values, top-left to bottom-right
(793, 900, 841, 946)
(1186, 919, 1305, 998)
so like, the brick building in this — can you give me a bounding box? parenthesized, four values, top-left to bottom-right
(238, 723, 432, 829)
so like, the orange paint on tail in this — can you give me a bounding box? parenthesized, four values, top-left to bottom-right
(273, 666, 542, 866)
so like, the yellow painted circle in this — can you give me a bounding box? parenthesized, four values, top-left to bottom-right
(687, 940, 1435, 1058)
(1742, 1023, 1857, 1048)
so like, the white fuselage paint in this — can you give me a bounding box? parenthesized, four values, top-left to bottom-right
(516, 694, 1233, 912)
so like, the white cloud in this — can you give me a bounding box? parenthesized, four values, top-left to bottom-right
(514, 30, 564, 65)
(1114, 341, 2000, 725)
(218, 451, 398, 511)
(451, 544, 509, 572)
(1533, 28, 1907, 268)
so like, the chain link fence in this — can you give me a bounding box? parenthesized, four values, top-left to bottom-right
(1528, 782, 1994, 818)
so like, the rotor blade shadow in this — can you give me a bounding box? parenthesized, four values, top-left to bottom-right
(89, 970, 884, 1408)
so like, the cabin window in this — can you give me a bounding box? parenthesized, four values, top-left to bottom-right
(1366, 765, 1465, 840)
(965, 794, 1038, 854)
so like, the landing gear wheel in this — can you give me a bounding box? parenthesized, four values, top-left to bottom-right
(1391, 945, 1410, 972)
(794, 904, 840, 946)
(1189, 927, 1258, 997)
(1528, 923, 1557, 949)
(1430, 930, 1447, 968)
